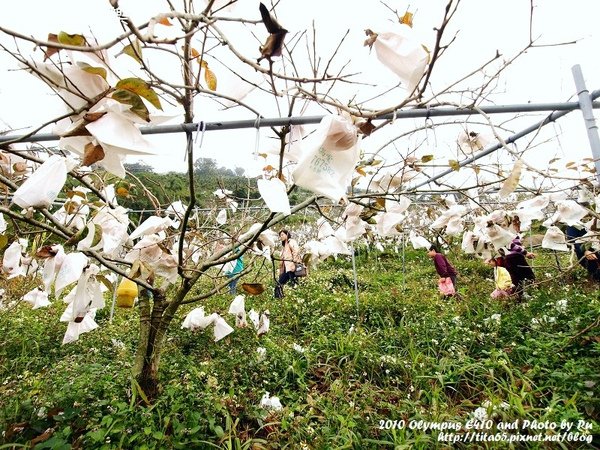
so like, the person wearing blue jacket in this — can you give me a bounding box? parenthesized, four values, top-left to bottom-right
(225, 252, 244, 294)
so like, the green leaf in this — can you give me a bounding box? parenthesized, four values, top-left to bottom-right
(96, 275, 114, 293)
(131, 377, 150, 405)
(116, 78, 162, 110)
(77, 62, 107, 80)
(111, 89, 150, 122)
(120, 40, 143, 64)
(213, 425, 224, 438)
(57, 31, 87, 47)
(448, 159, 461, 171)
(421, 154, 434, 163)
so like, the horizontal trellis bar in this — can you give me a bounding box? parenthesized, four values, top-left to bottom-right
(0, 94, 598, 144)
(407, 88, 600, 191)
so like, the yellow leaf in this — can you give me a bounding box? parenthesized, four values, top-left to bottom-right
(449, 160, 460, 171)
(57, 31, 87, 47)
(111, 89, 150, 122)
(204, 68, 217, 91)
(421, 154, 434, 163)
(355, 167, 366, 176)
(157, 17, 173, 26)
(190, 47, 201, 59)
(116, 77, 162, 110)
(120, 40, 143, 64)
(66, 190, 87, 200)
(499, 159, 523, 198)
(400, 11, 414, 27)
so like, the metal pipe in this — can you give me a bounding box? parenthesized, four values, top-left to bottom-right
(409, 89, 600, 191)
(572, 65, 600, 184)
(1, 96, 598, 144)
(350, 243, 360, 318)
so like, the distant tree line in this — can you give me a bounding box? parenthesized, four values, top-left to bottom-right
(116, 158, 309, 218)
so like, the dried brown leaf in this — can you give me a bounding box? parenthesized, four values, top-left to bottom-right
(83, 142, 105, 166)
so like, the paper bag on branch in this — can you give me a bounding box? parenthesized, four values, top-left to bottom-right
(365, 25, 429, 93)
(542, 226, 569, 251)
(257, 178, 291, 215)
(12, 155, 74, 209)
(292, 115, 360, 202)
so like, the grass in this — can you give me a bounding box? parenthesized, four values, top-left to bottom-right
(0, 247, 598, 449)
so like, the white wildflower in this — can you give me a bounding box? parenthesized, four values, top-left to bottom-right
(292, 343, 305, 353)
(555, 299, 568, 313)
(473, 407, 488, 421)
(260, 392, 283, 411)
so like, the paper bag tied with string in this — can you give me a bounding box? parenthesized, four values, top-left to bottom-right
(542, 226, 569, 251)
(292, 115, 360, 202)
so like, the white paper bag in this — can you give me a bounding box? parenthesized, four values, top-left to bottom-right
(292, 115, 360, 202)
(23, 288, 51, 309)
(257, 178, 291, 215)
(542, 226, 569, 251)
(12, 155, 70, 209)
(54, 252, 89, 297)
(213, 315, 234, 341)
(369, 25, 429, 92)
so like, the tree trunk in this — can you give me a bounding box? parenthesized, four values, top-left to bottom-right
(132, 289, 168, 402)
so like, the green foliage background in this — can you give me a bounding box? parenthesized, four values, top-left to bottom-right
(0, 246, 599, 449)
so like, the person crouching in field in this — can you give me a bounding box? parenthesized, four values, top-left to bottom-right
(504, 238, 535, 300)
(486, 257, 513, 299)
(427, 245, 458, 296)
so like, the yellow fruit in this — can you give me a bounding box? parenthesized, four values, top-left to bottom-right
(116, 187, 129, 198)
(116, 278, 138, 308)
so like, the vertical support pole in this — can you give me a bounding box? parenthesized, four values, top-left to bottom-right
(402, 233, 406, 291)
(529, 229, 533, 255)
(572, 65, 600, 184)
(109, 277, 119, 323)
(350, 243, 360, 318)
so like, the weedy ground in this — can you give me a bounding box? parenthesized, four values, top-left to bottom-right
(0, 247, 598, 449)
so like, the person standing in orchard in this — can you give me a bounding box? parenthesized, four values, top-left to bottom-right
(427, 245, 459, 296)
(275, 229, 301, 298)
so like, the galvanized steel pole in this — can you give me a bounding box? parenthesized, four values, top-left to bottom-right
(572, 65, 600, 184)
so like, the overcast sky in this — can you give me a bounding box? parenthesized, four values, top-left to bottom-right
(1, 0, 599, 188)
